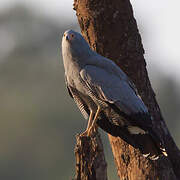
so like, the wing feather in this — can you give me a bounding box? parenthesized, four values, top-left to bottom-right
(69, 86, 89, 120)
(80, 65, 148, 115)
(65, 76, 89, 120)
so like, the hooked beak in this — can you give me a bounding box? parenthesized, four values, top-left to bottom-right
(63, 33, 69, 41)
(65, 35, 69, 41)
(64, 33, 70, 42)
(64, 32, 74, 42)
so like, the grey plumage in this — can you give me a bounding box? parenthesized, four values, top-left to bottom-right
(62, 29, 167, 159)
(65, 77, 89, 120)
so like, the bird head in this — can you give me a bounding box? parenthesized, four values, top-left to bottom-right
(63, 30, 87, 45)
(63, 30, 76, 42)
(62, 30, 92, 61)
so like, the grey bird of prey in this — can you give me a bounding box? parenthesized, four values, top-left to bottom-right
(62, 29, 167, 159)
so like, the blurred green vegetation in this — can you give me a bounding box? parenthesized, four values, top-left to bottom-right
(0, 6, 179, 180)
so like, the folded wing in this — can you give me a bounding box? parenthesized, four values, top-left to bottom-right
(80, 65, 152, 129)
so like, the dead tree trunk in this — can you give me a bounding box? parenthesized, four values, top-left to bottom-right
(73, 0, 180, 179)
(74, 135, 107, 180)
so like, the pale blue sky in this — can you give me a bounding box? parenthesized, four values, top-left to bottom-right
(0, 0, 180, 79)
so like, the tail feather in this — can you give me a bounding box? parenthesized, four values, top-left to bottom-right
(96, 111, 167, 160)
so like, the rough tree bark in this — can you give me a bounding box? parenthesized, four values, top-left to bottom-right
(74, 135, 107, 180)
(73, 0, 180, 179)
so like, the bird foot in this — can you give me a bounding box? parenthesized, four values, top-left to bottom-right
(79, 130, 89, 137)
(87, 127, 94, 137)
(87, 124, 98, 136)
(80, 125, 98, 137)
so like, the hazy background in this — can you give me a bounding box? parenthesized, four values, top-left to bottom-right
(0, 0, 180, 180)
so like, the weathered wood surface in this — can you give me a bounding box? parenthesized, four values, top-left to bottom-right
(74, 134, 107, 180)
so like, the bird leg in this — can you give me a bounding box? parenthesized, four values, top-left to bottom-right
(87, 106, 101, 136)
(80, 110, 94, 136)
